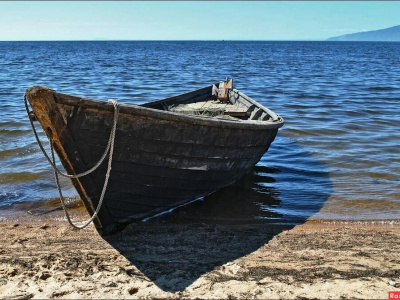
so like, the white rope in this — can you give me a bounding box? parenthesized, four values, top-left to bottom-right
(24, 95, 118, 179)
(24, 94, 119, 229)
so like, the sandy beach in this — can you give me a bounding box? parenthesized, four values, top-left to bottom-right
(1, 208, 400, 299)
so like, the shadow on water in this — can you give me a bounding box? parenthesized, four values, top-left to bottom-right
(101, 136, 333, 292)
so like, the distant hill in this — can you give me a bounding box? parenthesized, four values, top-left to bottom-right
(327, 25, 400, 41)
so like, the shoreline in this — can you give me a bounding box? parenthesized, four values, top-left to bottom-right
(2, 208, 400, 231)
(2, 198, 400, 228)
(1, 214, 400, 299)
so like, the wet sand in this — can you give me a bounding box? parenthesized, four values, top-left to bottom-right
(1, 209, 400, 299)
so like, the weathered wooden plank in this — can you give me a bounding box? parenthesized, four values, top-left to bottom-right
(251, 108, 264, 120)
(106, 194, 192, 208)
(218, 79, 233, 101)
(169, 99, 251, 118)
(105, 202, 190, 221)
(94, 160, 249, 182)
(76, 124, 273, 148)
(229, 89, 281, 122)
(106, 177, 222, 193)
(66, 110, 275, 148)
(105, 183, 205, 201)
(72, 128, 270, 165)
(76, 139, 269, 162)
(85, 148, 262, 172)
(141, 84, 213, 108)
(101, 173, 232, 192)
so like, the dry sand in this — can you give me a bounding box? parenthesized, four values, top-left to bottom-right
(1, 210, 400, 299)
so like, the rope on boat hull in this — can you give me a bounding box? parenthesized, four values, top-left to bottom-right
(24, 94, 119, 229)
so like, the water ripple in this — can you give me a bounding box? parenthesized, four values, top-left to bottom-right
(0, 41, 399, 223)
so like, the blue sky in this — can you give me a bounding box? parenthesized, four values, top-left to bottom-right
(0, 1, 399, 41)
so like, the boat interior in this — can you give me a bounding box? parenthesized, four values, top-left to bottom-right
(141, 79, 279, 122)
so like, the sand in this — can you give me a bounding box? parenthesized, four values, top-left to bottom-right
(1, 211, 400, 299)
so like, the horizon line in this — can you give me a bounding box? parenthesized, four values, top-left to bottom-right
(0, 39, 327, 42)
(0, 39, 398, 43)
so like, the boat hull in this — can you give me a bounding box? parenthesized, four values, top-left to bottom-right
(25, 83, 283, 233)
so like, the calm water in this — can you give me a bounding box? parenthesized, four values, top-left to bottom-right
(0, 41, 399, 224)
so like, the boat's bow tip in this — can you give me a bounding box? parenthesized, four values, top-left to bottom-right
(25, 86, 56, 98)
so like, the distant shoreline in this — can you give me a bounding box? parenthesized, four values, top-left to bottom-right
(327, 25, 400, 42)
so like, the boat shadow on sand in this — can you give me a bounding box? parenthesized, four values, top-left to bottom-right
(103, 137, 333, 292)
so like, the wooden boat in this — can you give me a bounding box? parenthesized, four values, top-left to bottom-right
(25, 80, 284, 234)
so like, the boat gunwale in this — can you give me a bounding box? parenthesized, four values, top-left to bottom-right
(26, 85, 285, 131)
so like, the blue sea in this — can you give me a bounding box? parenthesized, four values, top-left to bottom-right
(0, 41, 399, 224)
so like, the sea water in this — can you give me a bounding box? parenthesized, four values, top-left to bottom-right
(0, 41, 399, 224)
